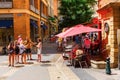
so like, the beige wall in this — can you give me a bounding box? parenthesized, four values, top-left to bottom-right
(98, 0, 120, 8)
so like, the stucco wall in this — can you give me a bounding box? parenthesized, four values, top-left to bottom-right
(98, 4, 120, 67)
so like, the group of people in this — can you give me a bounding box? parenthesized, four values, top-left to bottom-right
(62, 33, 100, 67)
(7, 35, 42, 67)
(73, 33, 100, 55)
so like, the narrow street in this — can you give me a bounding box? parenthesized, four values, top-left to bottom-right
(0, 40, 119, 80)
(0, 40, 79, 80)
(1, 0, 120, 80)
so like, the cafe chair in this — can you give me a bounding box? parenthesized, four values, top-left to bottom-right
(73, 54, 88, 68)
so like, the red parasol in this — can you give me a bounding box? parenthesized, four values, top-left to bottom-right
(56, 24, 102, 38)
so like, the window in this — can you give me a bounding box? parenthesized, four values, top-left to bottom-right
(30, 0, 34, 5)
(0, 0, 12, 2)
(40, 2, 43, 13)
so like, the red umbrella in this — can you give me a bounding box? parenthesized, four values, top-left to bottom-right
(56, 24, 102, 38)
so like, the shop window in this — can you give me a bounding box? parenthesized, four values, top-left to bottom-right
(30, 0, 34, 5)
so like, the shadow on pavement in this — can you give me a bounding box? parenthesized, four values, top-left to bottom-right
(14, 65, 24, 68)
(41, 60, 51, 63)
(40, 63, 52, 67)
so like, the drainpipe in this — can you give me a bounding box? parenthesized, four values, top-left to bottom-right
(40, 0, 43, 42)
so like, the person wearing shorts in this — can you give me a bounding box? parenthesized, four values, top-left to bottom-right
(7, 41, 15, 67)
(24, 38, 33, 60)
(19, 40, 26, 64)
(14, 40, 20, 63)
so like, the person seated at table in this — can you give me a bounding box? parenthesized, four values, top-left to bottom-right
(75, 47, 84, 58)
(68, 45, 78, 65)
(70, 45, 79, 59)
(75, 46, 91, 67)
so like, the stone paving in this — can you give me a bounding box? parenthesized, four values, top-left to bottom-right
(67, 61, 120, 80)
(0, 40, 120, 80)
(0, 43, 80, 80)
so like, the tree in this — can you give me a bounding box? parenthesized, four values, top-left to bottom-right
(58, 0, 97, 29)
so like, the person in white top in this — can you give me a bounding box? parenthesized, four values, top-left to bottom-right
(36, 38, 42, 62)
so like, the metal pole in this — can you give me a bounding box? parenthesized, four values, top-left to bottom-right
(40, 0, 43, 43)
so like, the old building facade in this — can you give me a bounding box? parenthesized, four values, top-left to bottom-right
(97, 0, 120, 68)
(0, 0, 58, 45)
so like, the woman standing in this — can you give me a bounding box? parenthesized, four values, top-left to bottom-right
(25, 38, 33, 60)
(14, 40, 20, 63)
(19, 40, 26, 64)
(36, 38, 42, 62)
(7, 41, 15, 67)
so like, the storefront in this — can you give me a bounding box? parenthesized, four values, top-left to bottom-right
(30, 19, 39, 42)
(40, 21, 48, 41)
(97, 2, 120, 68)
(0, 19, 14, 46)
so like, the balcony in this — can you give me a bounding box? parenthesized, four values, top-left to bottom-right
(0, 2, 12, 8)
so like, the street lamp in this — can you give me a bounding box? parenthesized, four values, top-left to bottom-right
(40, 21, 44, 42)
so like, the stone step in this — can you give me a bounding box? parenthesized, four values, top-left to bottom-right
(91, 60, 106, 69)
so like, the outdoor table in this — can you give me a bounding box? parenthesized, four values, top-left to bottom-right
(65, 45, 73, 49)
(64, 48, 72, 59)
(64, 48, 72, 52)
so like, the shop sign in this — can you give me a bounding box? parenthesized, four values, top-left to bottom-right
(104, 23, 109, 33)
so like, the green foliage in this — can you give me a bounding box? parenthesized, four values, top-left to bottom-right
(58, 0, 97, 28)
